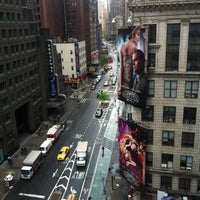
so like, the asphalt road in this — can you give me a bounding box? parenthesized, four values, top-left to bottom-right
(4, 72, 118, 200)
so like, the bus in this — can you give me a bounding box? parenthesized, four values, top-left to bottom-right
(46, 125, 62, 143)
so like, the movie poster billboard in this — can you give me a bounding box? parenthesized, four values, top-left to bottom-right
(118, 117, 147, 190)
(117, 26, 147, 109)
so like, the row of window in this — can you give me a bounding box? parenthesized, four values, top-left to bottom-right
(146, 173, 200, 193)
(142, 106, 197, 124)
(0, 80, 40, 108)
(147, 130, 195, 148)
(148, 80, 199, 99)
(146, 152, 194, 171)
(0, 67, 39, 92)
(0, 55, 37, 73)
(148, 23, 200, 72)
(0, 28, 38, 40)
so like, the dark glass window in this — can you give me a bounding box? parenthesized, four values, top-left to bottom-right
(161, 176, 172, 189)
(162, 131, 174, 146)
(142, 105, 154, 121)
(187, 23, 200, 71)
(183, 107, 196, 124)
(182, 132, 194, 148)
(180, 155, 192, 170)
(146, 173, 152, 187)
(185, 81, 199, 98)
(146, 152, 153, 167)
(163, 106, 176, 123)
(147, 80, 155, 97)
(166, 24, 180, 71)
(148, 24, 156, 43)
(147, 53, 155, 72)
(164, 81, 177, 98)
(179, 178, 191, 192)
(147, 129, 153, 145)
(161, 153, 173, 169)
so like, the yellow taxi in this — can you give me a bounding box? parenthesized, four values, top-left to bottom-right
(57, 146, 70, 161)
(66, 194, 77, 200)
(109, 72, 114, 77)
(104, 80, 108, 86)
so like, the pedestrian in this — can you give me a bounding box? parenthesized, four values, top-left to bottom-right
(102, 146, 105, 157)
(7, 156, 13, 165)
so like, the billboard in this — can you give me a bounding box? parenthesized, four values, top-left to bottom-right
(118, 117, 147, 190)
(117, 26, 147, 109)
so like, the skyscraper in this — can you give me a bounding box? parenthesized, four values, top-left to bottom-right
(0, 0, 43, 158)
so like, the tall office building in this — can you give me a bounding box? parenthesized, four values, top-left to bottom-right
(0, 0, 43, 160)
(65, 0, 99, 65)
(31, 0, 65, 39)
(126, 0, 200, 199)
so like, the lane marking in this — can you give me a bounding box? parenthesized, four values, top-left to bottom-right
(19, 193, 45, 199)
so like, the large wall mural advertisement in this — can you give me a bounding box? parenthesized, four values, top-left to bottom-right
(118, 117, 147, 190)
(117, 26, 147, 109)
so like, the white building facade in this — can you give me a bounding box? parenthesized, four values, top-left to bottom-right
(55, 41, 87, 85)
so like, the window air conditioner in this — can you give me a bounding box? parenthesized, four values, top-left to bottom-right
(186, 166, 192, 170)
(161, 163, 167, 169)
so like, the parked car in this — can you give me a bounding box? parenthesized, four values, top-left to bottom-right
(57, 146, 70, 161)
(95, 108, 103, 118)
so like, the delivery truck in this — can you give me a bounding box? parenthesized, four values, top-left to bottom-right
(21, 150, 43, 179)
(76, 141, 88, 167)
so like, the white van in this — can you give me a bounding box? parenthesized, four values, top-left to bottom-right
(39, 139, 52, 156)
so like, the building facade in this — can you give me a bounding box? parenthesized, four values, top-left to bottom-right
(126, 0, 200, 199)
(55, 40, 87, 88)
(0, 0, 43, 159)
(64, 0, 99, 65)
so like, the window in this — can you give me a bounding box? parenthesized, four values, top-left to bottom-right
(182, 132, 194, 148)
(162, 131, 174, 146)
(148, 53, 156, 72)
(185, 81, 199, 98)
(142, 105, 154, 121)
(165, 24, 180, 71)
(147, 129, 153, 145)
(148, 24, 157, 43)
(71, 58, 73, 62)
(70, 50, 73, 55)
(146, 173, 152, 187)
(71, 66, 74, 70)
(187, 23, 200, 71)
(183, 107, 196, 124)
(161, 176, 172, 189)
(146, 152, 153, 167)
(180, 155, 193, 170)
(163, 106, 176, 123)
(179, 178, 191, 192)
(161, 153, 173, 170)
(197, 180, 200, 192)
(164, 80, 177, 98)
(147, 80, 155, 97)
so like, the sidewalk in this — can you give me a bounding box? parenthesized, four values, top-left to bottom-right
(0, 123, 52, 200)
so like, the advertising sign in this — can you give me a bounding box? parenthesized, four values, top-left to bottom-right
(118, 117, 147, 190)
(49, 76, 57, 97)
(117, 26, 147, 109)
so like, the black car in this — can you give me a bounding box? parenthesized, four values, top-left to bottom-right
(95, 108, 103, 118)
